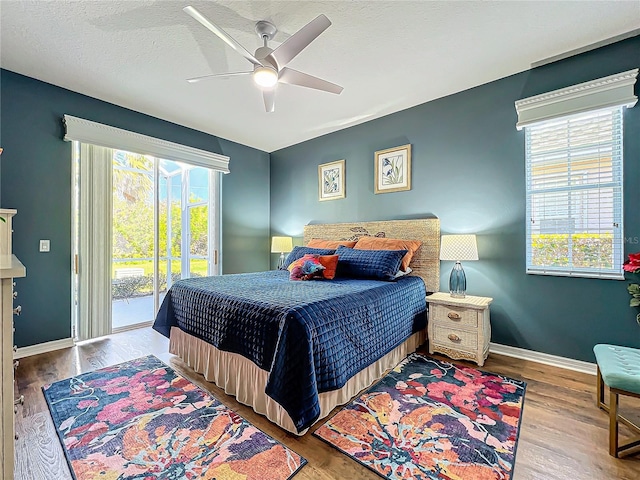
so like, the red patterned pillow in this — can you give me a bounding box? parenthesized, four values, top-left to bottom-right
(287, 254, 326, 281)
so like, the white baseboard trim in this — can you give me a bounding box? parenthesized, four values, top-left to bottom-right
(489, 342, 597, 375)
(14, 337, 75, 359)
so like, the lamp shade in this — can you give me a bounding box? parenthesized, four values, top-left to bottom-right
(440, 235, 478, 261)
(271, 236, 293, 253)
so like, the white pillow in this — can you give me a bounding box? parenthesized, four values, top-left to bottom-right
(394, 267, 413, 278)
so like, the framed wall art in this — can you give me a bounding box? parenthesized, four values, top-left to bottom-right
(318, 159, 345, 201)
(374, 144, 411, 194)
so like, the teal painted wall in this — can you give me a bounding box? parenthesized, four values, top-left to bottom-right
(0, 69, 270, 348)
(270, 36, 640, 362)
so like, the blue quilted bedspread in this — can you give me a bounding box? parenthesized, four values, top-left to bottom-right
(153, 270, 427, 432)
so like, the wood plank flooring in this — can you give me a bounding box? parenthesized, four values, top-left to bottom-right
(12, 328, 640, 479)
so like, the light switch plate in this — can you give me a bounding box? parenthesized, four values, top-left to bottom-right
(39, 239, 50, 252)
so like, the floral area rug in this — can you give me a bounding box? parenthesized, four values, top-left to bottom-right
(314, 353, 526, 480)
(43, 355, 306, 480)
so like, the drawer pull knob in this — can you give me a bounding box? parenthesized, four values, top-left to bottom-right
(13, 290, 18, 299)
(447, 312, 461, 320)
(14, 395, 24, 406)
(13, 360, 19, 370)
(13, 305, 22, 316)
(448, 333, 461, 343)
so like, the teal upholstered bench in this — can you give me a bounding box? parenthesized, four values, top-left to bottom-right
(593, 344, 640, 457)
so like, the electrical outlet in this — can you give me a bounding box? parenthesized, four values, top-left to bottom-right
(39, 239, 50, 252)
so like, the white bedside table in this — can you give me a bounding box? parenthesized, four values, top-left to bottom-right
(426, 292, 493, 366)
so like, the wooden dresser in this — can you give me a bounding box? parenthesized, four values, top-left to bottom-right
(1, 209, 26, 480)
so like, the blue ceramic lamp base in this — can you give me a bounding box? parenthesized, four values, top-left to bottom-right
(449, 261, 467, 298)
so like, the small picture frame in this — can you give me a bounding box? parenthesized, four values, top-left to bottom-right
(374, 144, 411, 194)
(318, 159, 346, 201)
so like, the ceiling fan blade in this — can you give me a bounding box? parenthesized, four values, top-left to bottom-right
(187, 71, 252, 83)
(278, 67, 343, 94)
(183, 6, 263, 67)
(263, 89, 276, 113)
(268, 14, 331, 68)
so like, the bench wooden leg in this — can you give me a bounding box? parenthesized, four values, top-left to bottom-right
(597, 365, 605, 410)
(611, 388, 640, 458)
(610, 388, 619, 457)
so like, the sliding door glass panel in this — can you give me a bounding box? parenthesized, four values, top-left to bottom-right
(112, 151, 155, 330)
(189, 205, 208, 277)
(107, 155, 217, 332)
(187, 167, 210, 277)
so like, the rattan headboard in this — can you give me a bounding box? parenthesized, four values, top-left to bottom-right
(303, 218, 440, 292)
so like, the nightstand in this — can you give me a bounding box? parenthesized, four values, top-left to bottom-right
(426, 292, 493, 366)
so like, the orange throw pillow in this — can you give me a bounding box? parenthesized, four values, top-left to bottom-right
(307, 238, 357, 249)
(354, 237, 422, 271)
(317, 255, 339, 279)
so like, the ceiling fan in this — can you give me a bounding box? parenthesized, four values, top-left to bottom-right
(183, 5, 343, 113)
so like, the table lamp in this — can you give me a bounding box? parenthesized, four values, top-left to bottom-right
(271, 236, 293, 269)
(439, 234, 478, 298)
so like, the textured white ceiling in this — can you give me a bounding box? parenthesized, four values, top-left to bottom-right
(1, 1, 639, 152)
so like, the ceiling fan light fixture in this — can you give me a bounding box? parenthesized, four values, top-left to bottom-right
(183, 7, 342, 112)
(253, 66, 278, 88)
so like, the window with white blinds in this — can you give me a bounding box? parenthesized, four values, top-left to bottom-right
(525, 106, 623, 278)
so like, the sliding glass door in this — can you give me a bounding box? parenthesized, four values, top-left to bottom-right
(73, 146, 220, 337)
(111, 153, 218, 331)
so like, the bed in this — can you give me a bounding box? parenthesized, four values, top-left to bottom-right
(153, 219, 440, 434)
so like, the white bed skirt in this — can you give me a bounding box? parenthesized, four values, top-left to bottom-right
(169, 326, 426, 435)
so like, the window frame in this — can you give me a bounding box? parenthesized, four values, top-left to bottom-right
(515, 68, 637, 280)
(524, 107, 624, 279)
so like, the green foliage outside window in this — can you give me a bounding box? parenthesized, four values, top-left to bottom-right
(110, 152, 210, 300)
(113, 196, 208, 260)
(531, 233, 614, 269)
(111, 152, 209, 262)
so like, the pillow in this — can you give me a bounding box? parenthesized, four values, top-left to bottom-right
(354, 237, 422, 272)
(307, 238, 357, 249)
(394, 266, 413, 279)
(287, 254, 339, 280)
(288, 255, 326, 281)
(335, 245, 407, 281)
(317, 254, 339, 279)
(282, 246, 335, 269)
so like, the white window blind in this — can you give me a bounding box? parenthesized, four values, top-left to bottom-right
(525, 107, 623, 278)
